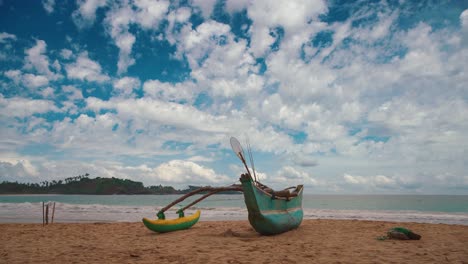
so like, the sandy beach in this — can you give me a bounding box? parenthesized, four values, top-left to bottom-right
(1, 220, 468, 264)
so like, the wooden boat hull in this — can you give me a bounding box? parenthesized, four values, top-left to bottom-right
(142, 210, 200, 233)
(241, 175, 303, 235)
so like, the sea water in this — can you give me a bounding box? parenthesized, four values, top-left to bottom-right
(1, 194, 467, 225)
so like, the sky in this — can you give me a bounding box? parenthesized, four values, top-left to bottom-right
(0, 0, 467, 194)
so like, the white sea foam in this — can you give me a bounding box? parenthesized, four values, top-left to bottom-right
(303, 209, 468, 225)
(1, 202, 468, 225)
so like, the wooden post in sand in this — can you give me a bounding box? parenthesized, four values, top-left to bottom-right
(45, 203, 49, 225)
(51, 202, 56, 224)
(42, 202, 45, 226)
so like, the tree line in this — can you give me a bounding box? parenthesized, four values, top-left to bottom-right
(0, 174, 195, 195)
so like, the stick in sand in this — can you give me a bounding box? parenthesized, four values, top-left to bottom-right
(51, 202, 56, 224)
(45, 203, 49, 225)
(42, 202, 45, 226)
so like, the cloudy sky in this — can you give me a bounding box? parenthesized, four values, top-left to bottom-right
(1, 0, 467, 194)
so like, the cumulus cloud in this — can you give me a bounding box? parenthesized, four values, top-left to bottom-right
(276, 166, 317, 185)
(0, 96, 59, 118)
(42, 0, 55, 14)
(103, 0, 169, 74)
(191, 0, 216, 18)
(461, 9, 468, 30)
(143, 79, 196, 102)
(24, 39, 59, 79)
(4, 69, 21, 84)
(22, 73, 49, 88)
(72, 0, 107, 28)
(0, 32, 16, 43)
(153, 160, 229, 184)
(247, 0, 327, 57)
(0, 160, 39, 182)
(113, 76, 140, 97)
(86, 97, 229, 133)
(343, 173, 420, 192)
(65, 52, 110, 82)
(292, 155, 318, 167)
(62, 85, 83, 100)
(60, 49, 73, 60)
(4, 70, 49, 89)
(174, 20, 262, 98)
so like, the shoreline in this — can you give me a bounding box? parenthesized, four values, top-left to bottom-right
(2, 219, 467, 263)
(2, 205, 468, 225)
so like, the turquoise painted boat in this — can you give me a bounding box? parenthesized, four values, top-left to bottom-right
(240, 173, 304, 235)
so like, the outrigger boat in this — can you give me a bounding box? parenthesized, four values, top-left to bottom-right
(142, 137, 304, 235)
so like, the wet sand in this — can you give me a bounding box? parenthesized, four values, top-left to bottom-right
(1, 219, 468, 263)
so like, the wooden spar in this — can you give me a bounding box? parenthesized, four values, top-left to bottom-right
(177, 189, 226, 213)
(158, 185, 243, 214)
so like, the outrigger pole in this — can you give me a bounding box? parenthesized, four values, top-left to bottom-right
(156, 185, 243, 219)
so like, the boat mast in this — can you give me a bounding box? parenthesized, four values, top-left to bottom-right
(246, 138, 258, 183)
(230, 137, 253, 179)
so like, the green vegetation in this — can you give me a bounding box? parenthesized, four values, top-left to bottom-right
(0, 174, 230, 195)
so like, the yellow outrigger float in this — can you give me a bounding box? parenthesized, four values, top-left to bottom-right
(142, 210, 201, 233)
(142, 185, 242, 233)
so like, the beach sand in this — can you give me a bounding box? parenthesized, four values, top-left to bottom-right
(1, 220, 467, 264)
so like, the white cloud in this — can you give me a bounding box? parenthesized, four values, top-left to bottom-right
(62, 85, 83, 100)
(115, 32, 136, 74)
(4, 70, 49, 89)
(292, 155, 318, 167)
(4, 69, 21, 84)
(134, 0, 170, 29)
(343, 174, 402, 190)
(247, 0, 327, 57)
(165, 7, 192, 44)
(113, 76, 140, 97)
(42, 0, 55, 14)
(0, 32, 16, 43)
(65, 52, 110, 82)
(191, 0, 216, 18)
(103, 0, 169, 74)
(86, 97, 229, 133)
(175, 20, 261, 98)
(276, 166, 317, 185)
(461, 9, 468, 30)
(344, 173, 368, 185)
(225, 0, 249, 14)
(0, 96, 59, 118)
(154, 160, 229, 184)
(22, 73, 49, 88)
(0, 160, 39, 182)
(72, 0, 107, 28)
(24, 39, 59, 79)
(41, 87, 55, 98)
(60, 49, 73, 60)
(143, 79, 196, 102)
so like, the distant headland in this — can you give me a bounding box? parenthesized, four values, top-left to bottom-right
(0, 174, 239, 195)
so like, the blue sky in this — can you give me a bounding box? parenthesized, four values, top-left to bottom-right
(1, 0, 467, 194)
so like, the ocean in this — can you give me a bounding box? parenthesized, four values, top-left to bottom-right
(1, 194, 468, 225)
